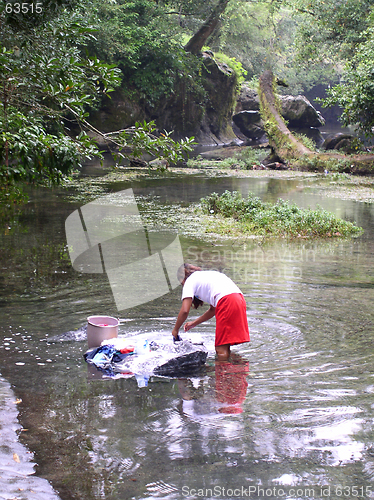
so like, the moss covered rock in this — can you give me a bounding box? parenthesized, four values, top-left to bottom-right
(89, 53, 239, 147)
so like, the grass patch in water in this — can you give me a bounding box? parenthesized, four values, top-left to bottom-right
(200, 190, 363, 239)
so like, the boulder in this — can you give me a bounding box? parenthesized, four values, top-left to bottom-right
(130, 158, 148, 168)
(322, 133, 358, 153)
(232, 110, 265, 140)
(149, 158, 169, 169)
(294, 127, 325, 147)
(89, 52, 239, 147)
(89, 89, 144, 134)
(88, 63, 324, 148)
(145, 52, 240, 146)
(233, 110, 262, 125)
(233, 88, 326, 142)
(235, 84, 260, 112)
(280, 95, 325, 128)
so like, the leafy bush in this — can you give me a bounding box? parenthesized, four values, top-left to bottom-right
(237, 148, 268, 168)
(114, 120, 196, 165)
(200, 190, 362, 238)
(294, 133, 317, 151)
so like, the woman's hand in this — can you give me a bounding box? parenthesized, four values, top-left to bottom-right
(172, 328, 180, 339)
(184, 321, 195, 332)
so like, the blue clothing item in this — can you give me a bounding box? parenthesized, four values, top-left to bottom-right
(84, 345, 134, 370)
(92, 346, 117, 367)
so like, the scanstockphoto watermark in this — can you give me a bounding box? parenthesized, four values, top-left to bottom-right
(186, 245, 316, 266)
(230, 261, 303, 282)
(186, 245, 313, 281)
(65, 188, 184, 312)
(181, 485, 373, 498)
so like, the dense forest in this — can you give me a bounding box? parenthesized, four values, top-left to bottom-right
(1, 0, 374, 198)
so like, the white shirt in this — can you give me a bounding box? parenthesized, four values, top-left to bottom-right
(181, 270, 242, 308)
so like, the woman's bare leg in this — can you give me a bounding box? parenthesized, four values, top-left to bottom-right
(216, 344, 230, 361)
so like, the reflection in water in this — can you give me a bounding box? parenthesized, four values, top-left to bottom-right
(1, 176, 374, 498)
(177, 355, 249, 415)
(0, 376, 61, 499)
(216, 361, 249, 413)
(215, 356, 249, 414)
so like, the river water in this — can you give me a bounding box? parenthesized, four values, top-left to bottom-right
(1, 169, 374, 500)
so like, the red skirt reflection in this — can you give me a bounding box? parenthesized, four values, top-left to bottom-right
(215, 356, 249, 414)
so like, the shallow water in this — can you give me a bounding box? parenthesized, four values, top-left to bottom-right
(1, 171, 374, 500)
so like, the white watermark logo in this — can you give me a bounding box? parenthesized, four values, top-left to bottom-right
(181, 484, 373, 498)
(65, 188, 183, 311)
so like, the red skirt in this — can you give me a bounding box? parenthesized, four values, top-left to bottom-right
(215, 293, 250, 347)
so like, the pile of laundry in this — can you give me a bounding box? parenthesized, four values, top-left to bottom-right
(84, 334, 208, 385)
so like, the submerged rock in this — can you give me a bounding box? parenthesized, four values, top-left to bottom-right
(47, 324, 87, 343)
(153, 346, 208, 376)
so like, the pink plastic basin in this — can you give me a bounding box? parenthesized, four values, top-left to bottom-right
(87, 315, 119, 348)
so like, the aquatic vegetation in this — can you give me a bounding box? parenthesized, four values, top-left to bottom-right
(200, 190, 363, 238)
(309, 172, 374, 203)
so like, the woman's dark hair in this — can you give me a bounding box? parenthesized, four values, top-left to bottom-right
(177, 263, 202, 284)
(192, 296, 204, 309)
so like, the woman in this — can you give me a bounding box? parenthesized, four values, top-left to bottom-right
(172, 264, 250, 360)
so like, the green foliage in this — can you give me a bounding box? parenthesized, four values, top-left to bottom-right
(293, 0, 373, 62)
(0, 0, 198, 206)
(88, 0, 204, 106)
(186, 147, 267, 170)
(237, 147, 268, 168)
(214, 53, 247, 86)
(194, 0, 331, 94)
(201, 190, 362, 238)
(208, 1, 273, 77)
(287, 0, 374, 96)
(187, 156, 246, 170)
(291, 153, 355, 173)
(0, 111, 90, 183)
(320, 25, 374, 136)
(113, 120, 196, 166)
(85, 0, 374, 114)
(202, 190, 263, 219)
(0, 6, 122, 194)
(294, 133, 317, 151)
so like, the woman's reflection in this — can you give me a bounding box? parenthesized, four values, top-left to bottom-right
(177, 354, 249, 415)
(215, 354, 249, 414)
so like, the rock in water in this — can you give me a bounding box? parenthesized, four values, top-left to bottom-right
(154, 349, 208, 376)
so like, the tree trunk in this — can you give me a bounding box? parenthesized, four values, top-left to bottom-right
(184, 0, 230, 55)
(258, 70, 374, 174)
(259, 70, 312, 160)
